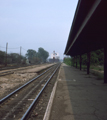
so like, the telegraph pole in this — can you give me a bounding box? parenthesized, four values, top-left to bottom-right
(20, 46, 22, 64)
(5, 43, 8, 66)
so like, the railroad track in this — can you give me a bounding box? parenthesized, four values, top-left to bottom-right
(0, 64, 42, 71)
(0, 64, 53, 76)
(0, 65, 38, 76)
(0, 63, 60, 120)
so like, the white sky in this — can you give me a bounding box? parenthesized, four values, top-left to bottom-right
(0, 0, 78, 59)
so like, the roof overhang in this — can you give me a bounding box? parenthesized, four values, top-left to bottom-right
(64, 0, 107, 56)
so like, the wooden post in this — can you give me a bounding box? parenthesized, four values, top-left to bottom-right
(80, 55, 82, 70)
(76, 56, 77, 68)
(70, 56, 72, 66)
(87, 52, 90, 74)
(5, 43, 8, 67)
(104, 47, 107, 83)
(20, 46, 22, 64)
(73, 57, 74, 66)
(74, 56, 75, 67)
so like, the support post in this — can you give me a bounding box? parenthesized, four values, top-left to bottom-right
(80, 55, 82, 70)
(76, 56, 77, 68)
(87, 52, 90, 74)
(104, 47, 107, 83)
(73, 57, 74, 66)
(74, 56, 75, 67)
(70, 56, 72, 66)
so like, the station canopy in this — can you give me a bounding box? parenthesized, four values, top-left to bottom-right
(64, 0, 107, 56)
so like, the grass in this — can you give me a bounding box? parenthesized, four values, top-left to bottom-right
(72, 64, 87, 70)
(71, 63, 104, 80)
(91, 70, 104, 80)
(97, 74, 104, 80)
(90, 66, 104, 71)
(72, 64, 104, 71)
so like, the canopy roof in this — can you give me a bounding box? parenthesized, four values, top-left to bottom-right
(64, 0, 107, 56)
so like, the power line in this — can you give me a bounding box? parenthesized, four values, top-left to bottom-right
(0, 46, 6, 48)
(22, 47, 27, 51)
(0, 46, 20, 49)
(8, 47, 20, 49)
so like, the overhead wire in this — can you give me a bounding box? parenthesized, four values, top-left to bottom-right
(0, 46, 20, 49)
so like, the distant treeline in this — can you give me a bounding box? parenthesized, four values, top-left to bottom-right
(26, 48, 49, 64)
(0, 47, 49, 65)
(64, 49, 104, 66)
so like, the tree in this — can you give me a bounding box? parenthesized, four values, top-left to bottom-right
(26, 49, 37, 62)
(38, 47, 49, 63)
(71, 49, 104, 66)
(64, 57, 71, 66)
(9, 53, 20, 63)
(25, 48, 49, 64)
(0, 50, 5, 64)
(8, 53, 26, 64)
(95, 49, 104, 65)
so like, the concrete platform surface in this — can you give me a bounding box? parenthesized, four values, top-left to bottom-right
(50, 63, 107, 120)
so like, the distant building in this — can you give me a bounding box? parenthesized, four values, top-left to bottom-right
(51, 51, 59, 59)
(49, 51, 60, 63)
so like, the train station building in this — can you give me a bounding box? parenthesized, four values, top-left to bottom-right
(64, 0, 107, 83)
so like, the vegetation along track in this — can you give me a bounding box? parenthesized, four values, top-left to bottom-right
(0, 63, 60, 120)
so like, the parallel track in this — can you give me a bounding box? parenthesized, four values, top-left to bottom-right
(0, 63, 60, 120)
(0, 64, 42, 71)
(0, 64, 50, 76)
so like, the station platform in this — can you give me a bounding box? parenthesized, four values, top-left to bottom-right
(48, 63, 107, 120)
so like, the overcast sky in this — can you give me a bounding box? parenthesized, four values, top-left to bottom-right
(0, 0, 78, 59)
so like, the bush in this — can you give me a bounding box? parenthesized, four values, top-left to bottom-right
(64, 57, 71, 66)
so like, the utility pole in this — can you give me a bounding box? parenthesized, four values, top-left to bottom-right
(20, 46, 22, 56)
(20, 46, 22, 64)
(5, 43, 8, 66)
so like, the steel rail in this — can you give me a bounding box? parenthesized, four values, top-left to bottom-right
(0, 64, 56, 75)
(0, 71, 13, 74)
(0, 64, 38, 71)
(0, 65, 43, 75)
(0, 72, 14, 76)
(21, 63, 60, 120)
(0, 64, 56, 104)
(0, 65, 33, 71)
